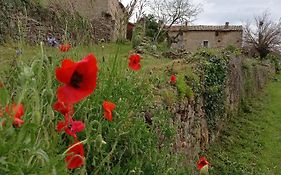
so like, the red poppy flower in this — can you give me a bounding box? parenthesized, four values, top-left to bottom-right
(197, 157, 209, 170)
(53, 101, 74, 116)
(65, 141, 85, 169)
(0, 108, 4, 125)
(56, 54, 98, 104)
(59, 44, 71, 52)
(103, 101, 116, 121)
(0, 82, 4, 88)
(128, 54, 141, 71)
(3, 103, 25, 128)
(57, 117, 85, 139)
(170, 74, 176, 84)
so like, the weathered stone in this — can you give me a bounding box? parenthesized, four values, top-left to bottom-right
(165, 56, 275, 163)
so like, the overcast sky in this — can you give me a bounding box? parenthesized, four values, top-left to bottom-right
(121, 0, 281, 25)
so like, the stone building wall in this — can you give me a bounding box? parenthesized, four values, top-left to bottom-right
(169, 25, 243, 51)
(185, 31, 242, 51)
(43, 0, 126, 42)
(108, 0, 127, 41)
(42, 0, 108, 18)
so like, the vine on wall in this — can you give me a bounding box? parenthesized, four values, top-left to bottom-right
(195, 49, 229, 133)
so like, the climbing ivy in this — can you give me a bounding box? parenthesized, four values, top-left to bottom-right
(195, 49, 229, 133)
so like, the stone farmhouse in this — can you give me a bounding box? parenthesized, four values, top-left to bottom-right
(168, 22, 243, 51)
(43, 0, 127, 42)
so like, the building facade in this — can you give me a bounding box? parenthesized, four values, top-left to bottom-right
(43, 0, 127, 42)
(168, 22, 243, 51)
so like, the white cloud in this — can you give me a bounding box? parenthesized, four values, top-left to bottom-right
(121, 0, 281, 25)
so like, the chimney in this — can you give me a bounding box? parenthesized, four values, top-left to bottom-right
(225, 22, 229, 28)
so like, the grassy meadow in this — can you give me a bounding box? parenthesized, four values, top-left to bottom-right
(207, 74, 281, 174)
(0, 42, 192, 174)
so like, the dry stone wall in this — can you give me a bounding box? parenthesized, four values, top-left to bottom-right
(0, 0, 126, 45)
(170, 56, 275, 162)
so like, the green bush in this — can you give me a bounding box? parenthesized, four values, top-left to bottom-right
(194, 49, 229, 132)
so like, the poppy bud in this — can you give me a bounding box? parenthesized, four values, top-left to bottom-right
(0, 88, 9, 106)
(96, 134, 106, 149)
(200, 165, 209, 175)
(91, 120, 101, 132)
(47, 105, 55, 121)
(33, 110, 41, 124)
(45, 89, 54, 104)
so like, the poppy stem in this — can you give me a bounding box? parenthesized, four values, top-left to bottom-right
(62, 139, 88, 156)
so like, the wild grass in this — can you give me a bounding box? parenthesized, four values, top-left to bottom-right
(0, 43, 191, 174)
(207, 74, 281, 174)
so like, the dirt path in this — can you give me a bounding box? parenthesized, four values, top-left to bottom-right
(208, 74, 281, 175)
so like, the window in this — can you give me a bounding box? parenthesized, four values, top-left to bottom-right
(203, 40, 209, 48)
(215, 31, 219, 36)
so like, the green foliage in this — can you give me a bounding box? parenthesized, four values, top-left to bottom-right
(144, 14, 165, 42)
(132, 24, 144, 49)
(176, 73, 194, 100)
(195, 49, 228, 132)
(0, 88, 9, 106)
(161, 89, 176, 106)
(208, 74, 281, 174)
(224, 44, 241, 56)
(266, 53, 281, 73)
(0, 43, 191, 174)
(241, 58, 262, 98)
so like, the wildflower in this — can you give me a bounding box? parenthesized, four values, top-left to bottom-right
(57, 117, 85, 139)
(56, 54, 98, 104)
(197, 157, 209, 170)
(0, 82, 3, 88)
(0, 108, 4, 122)
(103, 101, 116, 121)
(53, 101, 74, 116)
(4, 103, 25, 128)
(47, 36, 59, 47)
(65, 141, 85, 169)
(59, 44, 71, 52)
(170, 74, 176, 84)
(128, 54, 141, 71)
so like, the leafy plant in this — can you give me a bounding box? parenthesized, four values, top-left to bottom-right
(195, 49, 229, 133)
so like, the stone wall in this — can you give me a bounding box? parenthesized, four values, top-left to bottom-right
(0, 0, 126, 44)
(107, 0, 127, 41)
(170, 56, 275, 162)
(42, 0, 108, 18)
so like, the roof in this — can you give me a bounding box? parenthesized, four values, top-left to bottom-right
(169, 25, 243, 32)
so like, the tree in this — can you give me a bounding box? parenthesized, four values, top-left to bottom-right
(142, 14, 164, 41)
(117, 0, 148, 41)
(120, 0, 148, 22)
(244, 12, 281, 59)
(124, 0, 138, 21)
(149, 0, 201, 43)
(134, 0, 148, 21)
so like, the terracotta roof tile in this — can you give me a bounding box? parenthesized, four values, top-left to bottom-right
(169, 25, 243, 32)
